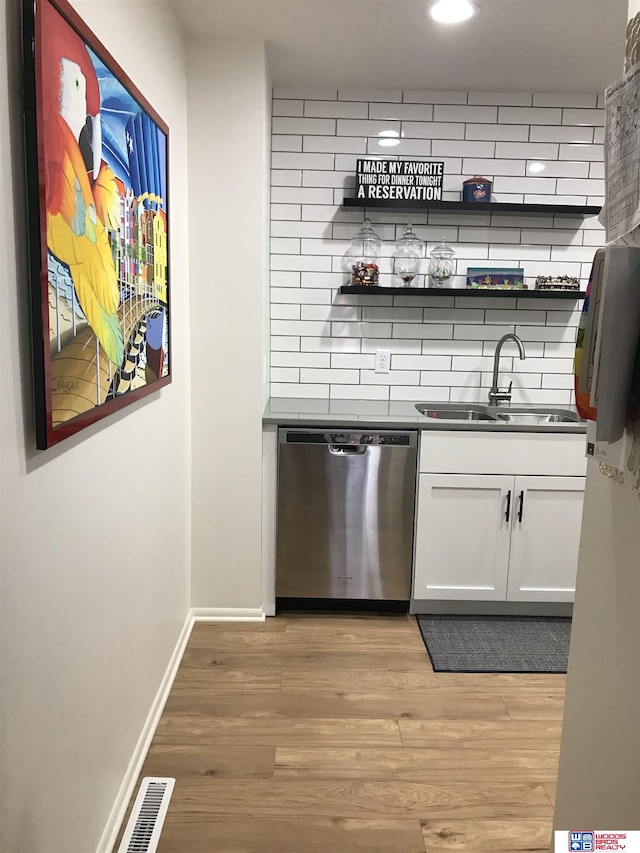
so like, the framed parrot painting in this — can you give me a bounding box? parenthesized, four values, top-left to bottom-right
(23, 0, 171, 449)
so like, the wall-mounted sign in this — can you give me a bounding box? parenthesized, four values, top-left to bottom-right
(356, 159, 444, 202)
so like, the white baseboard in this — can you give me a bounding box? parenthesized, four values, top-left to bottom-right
(192, 607, 265, 621)
(95, 611, 194, 853)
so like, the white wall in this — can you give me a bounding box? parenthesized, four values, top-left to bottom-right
(553, 461, 640, 831)
(0, 1, 191, 851)
(269, 88, 605, 405)
(187, 39, 269, 608)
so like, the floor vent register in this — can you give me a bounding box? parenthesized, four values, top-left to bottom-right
(117, 777, 175, 853)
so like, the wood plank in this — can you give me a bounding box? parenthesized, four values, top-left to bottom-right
(501, 692, 566, 720)
(169, 669, 282, 692)
(155, 817, 426, 853)
(153, 713, 403, 747)
(162, 779, 553, 820)
(177, 649, 392, 671)
(543, 782, 557, 806)
(420, 818, 553, 851)
(142, 744, 275, 780)
(162, 690, 282, 716)
(274, 690, 510, 720)
(399, 718, 563, 750)
(281, 669, 566, 694)
(274, 747, 559, 782)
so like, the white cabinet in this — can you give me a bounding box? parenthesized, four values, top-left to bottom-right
(413, 432, 586, 604)
(415, 474, 512, 600)
(507, 476, 585, 603)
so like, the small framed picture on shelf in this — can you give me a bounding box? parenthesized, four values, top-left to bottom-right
(466, 267, 526, 290)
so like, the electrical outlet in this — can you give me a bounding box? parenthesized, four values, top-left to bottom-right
(375, 349, 390, 374)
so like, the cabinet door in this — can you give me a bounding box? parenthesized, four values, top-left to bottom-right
(507, 476, 586, 603)
(413, 474, 513, 601)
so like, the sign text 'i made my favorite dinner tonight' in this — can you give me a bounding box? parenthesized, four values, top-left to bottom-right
(355, 159, 445, 201)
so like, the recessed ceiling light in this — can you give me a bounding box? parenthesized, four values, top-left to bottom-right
(528, 162, 546, 173)
(428, 0, 478, 24)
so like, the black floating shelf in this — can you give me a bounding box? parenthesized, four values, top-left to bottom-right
(340, 286, 587, 299)
(342, 198, 601, 217)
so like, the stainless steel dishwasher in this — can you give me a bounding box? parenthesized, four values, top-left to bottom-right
(276, 428, 418, 605)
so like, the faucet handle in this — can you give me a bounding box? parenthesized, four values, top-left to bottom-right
(507, 380, 513, 394)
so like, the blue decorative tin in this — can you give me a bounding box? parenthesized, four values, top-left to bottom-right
(463, 175, 492, 203)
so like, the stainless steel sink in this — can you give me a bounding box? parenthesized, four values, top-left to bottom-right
(415, 404, 497, 421)
(415, 403, 582, 425)
(493, 408, 581, 424)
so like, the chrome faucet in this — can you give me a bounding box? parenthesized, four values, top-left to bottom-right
(488, 333, 526, 406)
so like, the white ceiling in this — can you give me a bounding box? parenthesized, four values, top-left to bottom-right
(169, 0, 627, 94)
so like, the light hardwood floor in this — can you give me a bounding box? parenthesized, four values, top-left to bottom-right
(116, 614, 565, 852)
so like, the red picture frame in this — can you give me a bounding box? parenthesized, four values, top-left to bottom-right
(23, 0, 171, 449)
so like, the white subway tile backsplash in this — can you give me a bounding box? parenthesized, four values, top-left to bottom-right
(496, 142, 559, 159)
(303, 170, 352, 188)
(271, 254, 332, 272)
(304, 136, 367, 154)
(421, 371, 480, 387)
(270, 88, 603, 402)
(273, 116, 336, 135)
(272, 319, 330, 337)
(271, 270, 301, 287)
(469, 92, 533, 106)
(393, 354, 452, 370)
(361, 369, 420, 385)
(435, 105, 498, 123)
(272, 288, 331, 305)
(332, 353, 376, 369)
(273, 352, 331, 368)
(534, 93, 598, 108)
(272, 220, 331, 239)
(271, 237, 300, 255)
(272, 152, 335, 170)
(271, 303, 301, 320)
(556, 178, 605, 196)
(530, 125, 594, 143)
(362, 338, 423, 354)
(302, 368, 359, 384)
(273, 99, 304, 117)
(337, 118, 401, 136)
(272, 382, 329, 398)
(369, 102, 434, 121)
(303, 337, 361, 353)
(509, 389, 572, 405)
(559, 143, 604, 161)
(274, 87, 337, 100)
(524, 160, 589, 178)
(272, 336, 300, 351)
(271, 366, 300, 382)
(403, 90, 468, 104)
(339, 88, 402, 102)
(272, 203, 302, 221)
(402, 121, 466, 140)
(465, 124, 530, 141)
(332, 384, 390, 401)
(431, 140, 496, 158)
(272, 186, 335, 205)
(305, 100, 368, 119)
(486, 309, 546, 325)
(462, 158, 526, 177)
(562, 108, 605, 127)
(499, 106, 562, 124)
(272, 135, 304, 152)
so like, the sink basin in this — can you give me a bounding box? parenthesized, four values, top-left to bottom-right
(493, 408, 581, 424)
(415, 404, 496, 421)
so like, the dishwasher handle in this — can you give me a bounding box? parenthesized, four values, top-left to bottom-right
(328, 444, 367, 455)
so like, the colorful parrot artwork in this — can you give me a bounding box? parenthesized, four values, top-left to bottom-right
(37, 0, 169, 438)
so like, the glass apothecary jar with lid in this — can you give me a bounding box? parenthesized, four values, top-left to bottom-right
(393, 223, 423, 287)
(428, 238, 456, 288)
(346, 218, 382, 286)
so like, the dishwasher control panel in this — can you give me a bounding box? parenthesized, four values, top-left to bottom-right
(281, 428, 417, 448)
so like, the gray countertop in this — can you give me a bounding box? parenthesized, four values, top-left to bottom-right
(263, 397, 587, 434)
